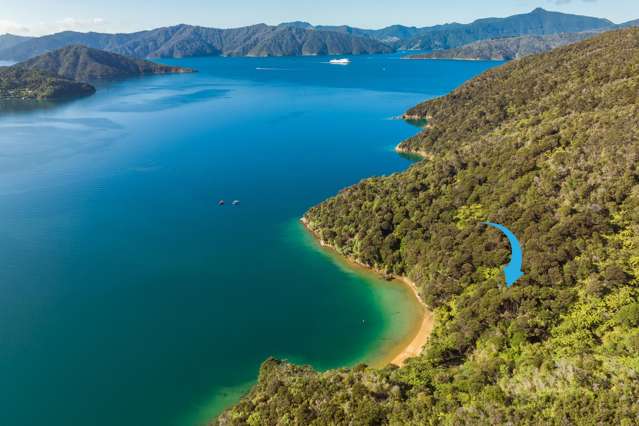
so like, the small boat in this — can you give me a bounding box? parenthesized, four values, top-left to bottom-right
(232, 200, 240, 206)
(218, 200, 225, 206)
(329, 58, 351, 65)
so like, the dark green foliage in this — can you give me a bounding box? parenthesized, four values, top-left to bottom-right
(0, 65, 95, 100)
(218, 29, 639, 425)
(0, 25, 393, 61)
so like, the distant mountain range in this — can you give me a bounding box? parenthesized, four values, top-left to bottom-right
(0, 8, 636, 62)
(0, 24, 393, 61)
(20, 45, 194, 81)
(396, 7, 613, 50)
(279, 8, 615, 49)
(405, 32, 597, 61)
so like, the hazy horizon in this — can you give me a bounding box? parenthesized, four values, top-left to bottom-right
(1, 1, 638, 37)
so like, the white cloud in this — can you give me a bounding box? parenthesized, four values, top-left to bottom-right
(54, 17, 109, 32)
(0, 19, 30, 34)
(0, 17, 109, 36)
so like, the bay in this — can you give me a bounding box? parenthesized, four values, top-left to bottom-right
(0, 54, 499, 426)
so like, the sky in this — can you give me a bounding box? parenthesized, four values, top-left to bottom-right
(1, 0, 638, 36)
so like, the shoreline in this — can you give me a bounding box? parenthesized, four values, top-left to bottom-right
(394, 143, 432, 160)
(300, 217, 434, 367)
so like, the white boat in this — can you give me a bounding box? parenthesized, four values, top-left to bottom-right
(329, 58, 351, 65)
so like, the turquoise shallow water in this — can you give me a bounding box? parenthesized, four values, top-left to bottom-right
(0, 54, 499, 425)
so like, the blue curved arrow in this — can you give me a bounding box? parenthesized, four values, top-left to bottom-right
(483, 222, 524, 287)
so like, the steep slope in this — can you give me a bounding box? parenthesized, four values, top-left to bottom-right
(406, 32, 595, 61)
(402, 7, 613, 50)
(19, 45, 193, 81)
(0, 24, 392, 61)
(0, 33, 32, 51)
(218, 28, 639, 425)
(0, 66, 95, 100)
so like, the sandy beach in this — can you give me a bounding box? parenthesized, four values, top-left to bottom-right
(300, 218, 434, 367)
(389, 277, 434, 366)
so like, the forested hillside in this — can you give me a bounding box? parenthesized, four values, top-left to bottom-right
(0, 66, 95, 100)
(20, 45, 193, 81)
(218, 28, 639, 425)
(0, 24, 392, 61)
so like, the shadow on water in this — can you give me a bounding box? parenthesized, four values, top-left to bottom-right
(0, 98, 79, 115)
(98, 87, 230, 112)
(397, 151, 426, 162)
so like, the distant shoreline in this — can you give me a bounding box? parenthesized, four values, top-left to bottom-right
(401, 56, 489, 62)
(300, 217, 434, 367)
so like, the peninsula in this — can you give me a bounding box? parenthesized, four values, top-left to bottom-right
(20, 45, 194, 81)
(218, 27, 639, 425)
(1, 46, 194, 101)
(0, 66, 95, 100)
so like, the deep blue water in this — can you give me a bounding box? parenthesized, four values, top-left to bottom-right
(0, 53, 499, 426)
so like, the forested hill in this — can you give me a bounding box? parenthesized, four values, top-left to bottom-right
(218, 28, 639, 424)
(0, 66, 95, 100)
(0, 24, 393, 61)
(0, 46, 193, 101)
(19, 45, 194, 81)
